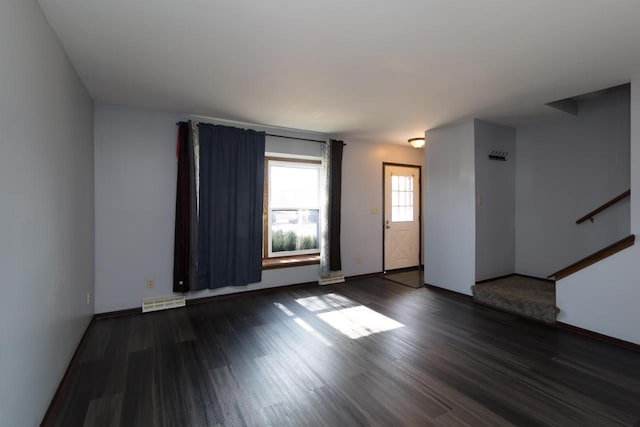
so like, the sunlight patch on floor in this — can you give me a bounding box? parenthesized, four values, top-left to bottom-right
(274, 302, 295, 316)
(293, 318, 333, 347)
(317, 305, 404, 339)
(274, 302, 332, 346)
(295, 293, 404, 339)
(295, 293, 354, 312)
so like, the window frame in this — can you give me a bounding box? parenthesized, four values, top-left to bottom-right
(263, 156, 322, 263)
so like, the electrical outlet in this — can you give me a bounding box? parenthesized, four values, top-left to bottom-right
(146, 278, 155, 289)
(356, 256, 361, 264)
(86, 292, 91, 305)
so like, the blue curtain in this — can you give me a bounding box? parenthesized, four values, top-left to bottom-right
(197, 124, 265, 289)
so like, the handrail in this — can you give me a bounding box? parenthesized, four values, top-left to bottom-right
(549, 234, 635, 280)
(576, 189, 630, 224)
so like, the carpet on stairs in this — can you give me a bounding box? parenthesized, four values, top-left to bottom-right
(471, 275, 559, 324)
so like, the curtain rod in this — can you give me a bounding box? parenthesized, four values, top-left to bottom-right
(265, 133, 326, 144)
(261, 132, 347, 146)
(177, 121, 345, 145)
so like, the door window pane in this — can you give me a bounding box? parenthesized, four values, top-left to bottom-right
(391, 175, 414, 222)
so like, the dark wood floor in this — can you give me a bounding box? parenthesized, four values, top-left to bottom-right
(385, 268, 423, 288)
(47, 277, 640, 426)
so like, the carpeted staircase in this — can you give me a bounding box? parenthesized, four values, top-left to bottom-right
(471, 275, 559, 324)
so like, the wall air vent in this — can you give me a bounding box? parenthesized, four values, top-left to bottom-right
(142, 295, 186, 313)
(318, 275, 345, 286)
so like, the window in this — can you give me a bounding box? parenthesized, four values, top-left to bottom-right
(264, 158, 321, 260)
(391, 174, 414, 222)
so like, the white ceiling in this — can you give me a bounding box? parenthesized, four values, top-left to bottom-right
(39, 0, 640, 145)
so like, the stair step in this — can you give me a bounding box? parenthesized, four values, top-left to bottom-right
(471, 275, 558, 324)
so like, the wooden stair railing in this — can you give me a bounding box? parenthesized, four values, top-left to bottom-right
(549, 234, 635, 280)
(576, 189, 630, 224)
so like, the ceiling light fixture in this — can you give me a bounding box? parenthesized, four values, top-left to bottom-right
(408, 137, 425, 149)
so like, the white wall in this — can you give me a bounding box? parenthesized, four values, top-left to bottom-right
(424, 121, 476, 295)
(556, 243, 639, 344)
(633, 81, 640, 234)
(94, 103, 423, 312)
(94, 104, 186, 313)
(475, 120, 516, 281)
(555, 79, 639, 345)
(0, 1, 94, 425)
(515, 86, 630, 277)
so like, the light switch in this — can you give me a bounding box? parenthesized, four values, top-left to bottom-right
(371, 207, 379, 214)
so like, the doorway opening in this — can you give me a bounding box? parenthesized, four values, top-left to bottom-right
(382, 163, 422, 288)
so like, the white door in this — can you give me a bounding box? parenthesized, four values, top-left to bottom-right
(384, 165, 420, 271)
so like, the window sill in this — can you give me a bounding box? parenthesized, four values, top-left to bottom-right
(262, 254, 320, 270)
